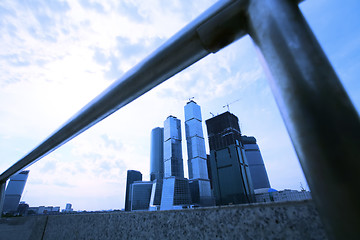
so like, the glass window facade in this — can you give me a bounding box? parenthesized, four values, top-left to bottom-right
(124, 170, 142, 211)
(3, 170, 29, 213)
(184, 101, 213, 206)
(130, 181, 153, 211)
(150, 127, 164, 181)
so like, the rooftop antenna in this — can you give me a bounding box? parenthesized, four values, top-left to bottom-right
(223, 98, 241, 112)
(188, 97, 194, 102)
(210, 112, 215, 117)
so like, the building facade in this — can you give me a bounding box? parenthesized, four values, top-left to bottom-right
(241, 136, 271, 190)
(124, 170, 142, 211)
(255, 189, 312, 203)
(2, 170, 29, 214)
(150, 127, 164, 181)
(130, 181, 153, 211)
(160, 116, 192, 210)
(163, 116, 184, 178)
(205, 112, 254, 205)
(184, 100, 213, 206)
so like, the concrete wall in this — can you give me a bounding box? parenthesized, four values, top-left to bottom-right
(0, 200, 328, 240)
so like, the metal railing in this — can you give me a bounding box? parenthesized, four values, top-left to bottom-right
(0, 0, 359, 239)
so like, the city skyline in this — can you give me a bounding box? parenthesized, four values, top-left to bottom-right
(0, 0, 359, 211)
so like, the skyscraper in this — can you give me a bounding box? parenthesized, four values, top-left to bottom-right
(205, 112, 254, 205)
(163, 116, 184, 178)
(150, 127, 164, 181)
(160, 116, 192, 210)
(241, 136, 271, 190)
(2, 170, 29, 214)
(124, 170, 142, 211)
(184, 100, 213, 206)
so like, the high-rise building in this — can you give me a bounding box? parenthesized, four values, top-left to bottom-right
(150, 127, 164, 181)
(184, 100, 213, 206)
(160, 116, 192, 210)
(130, 181, 153, 211)
(241, 136, 271, 190)
(124, 170, 142, 211)
(205, 112, 254, 205)
(2, 170, 29, 214)
(163, 116, 184, 178)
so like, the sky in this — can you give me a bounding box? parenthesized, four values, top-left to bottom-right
(0, 0, 359, 211)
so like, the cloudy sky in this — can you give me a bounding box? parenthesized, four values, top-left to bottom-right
(0, 0, 359, 211)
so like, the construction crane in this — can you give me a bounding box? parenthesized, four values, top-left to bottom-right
(223, 98, 241, 112)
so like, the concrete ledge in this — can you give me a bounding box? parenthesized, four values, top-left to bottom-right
(0, 215, 47, 240)
(1, 200, 328, 240)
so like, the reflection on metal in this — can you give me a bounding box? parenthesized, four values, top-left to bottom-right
(247, 1, 360, 238)
(0, 0, 359, 239)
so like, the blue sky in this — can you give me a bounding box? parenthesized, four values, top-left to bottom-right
(0, 0, 359, 211)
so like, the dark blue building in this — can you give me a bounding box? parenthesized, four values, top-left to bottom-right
(241, 136, 271, 190)
(205, 112, 254, 205)
(124, 170, 142, 211)
(3, 170, 29, 214)
(150, 127, 164, 181)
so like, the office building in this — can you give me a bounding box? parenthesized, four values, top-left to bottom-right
(130, 181, 153, 211)
(163, 116, 184, 178)
(2, 170, 29, 214)
(161, 177, 192, 210)
(184, 100, 213, 206)
(149, 178, 163, 210)
(150, 127, 164, 181)
(255, 189, 311, 203)
(241, 136, 271, 189)
(62, 203, 73, 212)
(205, 112, 254, 205)
(29, 206, 60, 215)
(124, 170, 142, 211)
(17, 202, 29, 216)
(160, 116, 192, 210)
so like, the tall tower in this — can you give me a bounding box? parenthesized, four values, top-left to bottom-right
(149, 127, 164, 210)
(124, 170, 142, 211)
(163, 116, 184, 178)
(3, 170, 29, 214)
(206, 112, 254, 205)
(160, 116, 191, 210)
(241, 136, 271, 190)
(184, 100, 213, 206)
(150, 127, 164, 181)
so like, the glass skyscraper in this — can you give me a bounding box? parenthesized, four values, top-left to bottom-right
(163, 116, 184, 178)
(241, 136, 271, 190)
(150, 127, 164, 181)
(206, 112, 254, 205)
(160, 116, 191, 210)
(2, 170, 29, 214)
(124, 170, 142, 211)
(184, 100, 213, 206)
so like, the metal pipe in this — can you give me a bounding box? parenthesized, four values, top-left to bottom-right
(0, 0, 247, 182)
(246, 0, 360, 239)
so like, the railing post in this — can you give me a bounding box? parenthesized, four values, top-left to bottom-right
(246, 0, 360, 239)
(0, 181, 6, 217)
